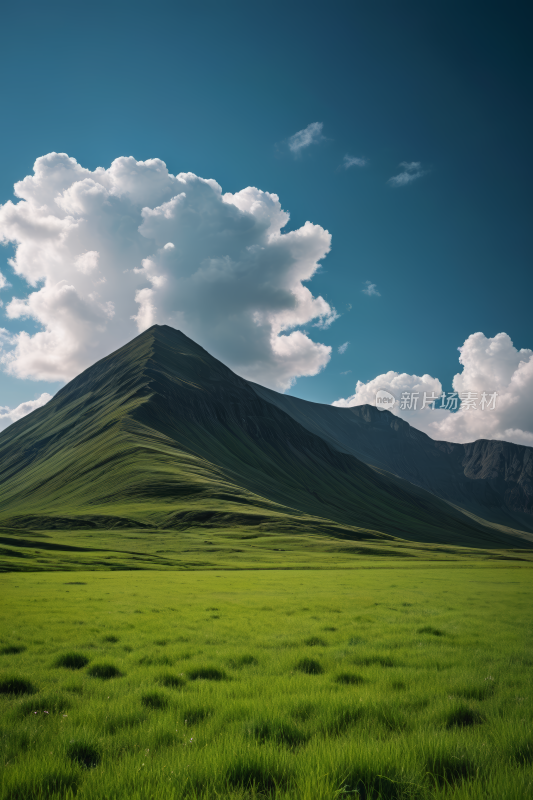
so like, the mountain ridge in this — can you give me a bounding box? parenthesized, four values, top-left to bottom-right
(0, 325, 531, 560)
(249, 382, 533, 533)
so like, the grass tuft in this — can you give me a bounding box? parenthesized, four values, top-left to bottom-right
(102, 634, 119, 643)
(426, 748, 477, 786)
(445, 703, 485, 727)
(418, 625, 446, 636)
(0, 676, 36, 695)
(454, 682, 496, 701)
(334, 671, 364, 685)
(225, 757, 282, 792)
(294, 657, 323, 674)
(157, 672, 186, 688)
(141, 691, 169, 709)
(249, 719, 308, 747)
(87, 662, 122, 679)
(182, 705, 212, 724)
(138, 654, 173, 666)
(54, 652, 89, 670)
(304, 636, 327, 646)
(0, 645, 26, 655)
(228, 654, 258, 668)
(188, 666, 227, 681)
(67, 740, 101, 768)
(511, 738, 533, 766)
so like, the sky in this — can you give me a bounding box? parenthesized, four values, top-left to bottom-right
(0, 1, 532, 444)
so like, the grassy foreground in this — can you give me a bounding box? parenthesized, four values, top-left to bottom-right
(1, 566, 532, 800)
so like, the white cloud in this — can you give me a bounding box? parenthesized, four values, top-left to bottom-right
(343, 155, 367, 169)
(338, 341, 349, 354)
(0, 153, 338, 391)
(0, 392, 52, 432)
(75, 251, 100, 275)
(0, 272, 7, 306)
(333, 332, 533, 446)
(388, 161, 426, 187)
(362, 281, 380, 296)
(288, 122, 324, 156)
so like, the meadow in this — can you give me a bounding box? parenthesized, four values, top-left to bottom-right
(1, 565, 532, 800)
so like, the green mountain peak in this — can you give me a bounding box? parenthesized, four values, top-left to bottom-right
(0, 325, 531, 556)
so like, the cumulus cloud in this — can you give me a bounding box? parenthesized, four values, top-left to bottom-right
(333, 332, 533, 446)
(343, 155, 367, 169)
(288, 122, 325, 156)
(0, 153, 338, 391)
(362, 281, 380, 296)
(338, 341, 349, 354)
(388, 161, 426, 187)
(0, 392, 52, 432)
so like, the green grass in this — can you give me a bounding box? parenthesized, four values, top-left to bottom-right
(1, 566, 532, 799)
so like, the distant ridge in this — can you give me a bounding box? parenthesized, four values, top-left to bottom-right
(249, 382, 533, 535)
(0, 324, 531, 555)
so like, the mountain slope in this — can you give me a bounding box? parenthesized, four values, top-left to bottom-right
(249, 382, 533, 534)
(0, 325, 530, 552)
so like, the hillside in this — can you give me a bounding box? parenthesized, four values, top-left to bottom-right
(250, 383, 533, 534)
(0, 325, 531, 571)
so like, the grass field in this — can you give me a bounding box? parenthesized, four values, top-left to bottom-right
(1, 566, 532, 799)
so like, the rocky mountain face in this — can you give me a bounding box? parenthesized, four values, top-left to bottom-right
(249, 383, 533, 532)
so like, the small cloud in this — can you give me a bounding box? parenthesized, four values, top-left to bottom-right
(343, 155, 367, 169)
(388, 161, 426, 187)
(0, 392, 52, 432)
(341, 370, 352, 375)
(346, 303, 352, 311)
(312, 307, 339, 329)
(362, 281, 380, 297)
(288, 122, 325, 156)
(338, 341, 349, 354)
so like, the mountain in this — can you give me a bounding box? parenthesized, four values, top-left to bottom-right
(0, 325, 531, 567)
(249, 383, 533, 534)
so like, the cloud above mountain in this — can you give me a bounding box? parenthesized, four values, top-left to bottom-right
(0, 153, 337, 391)
(333, 332, 533, 446)
(0, 392, 52, 432)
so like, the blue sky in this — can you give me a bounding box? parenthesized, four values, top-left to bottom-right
(0, 0, 532, 443)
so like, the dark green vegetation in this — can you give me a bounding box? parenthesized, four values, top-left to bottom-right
(0, 326, 531, 574)
(1, 568, 532, 799)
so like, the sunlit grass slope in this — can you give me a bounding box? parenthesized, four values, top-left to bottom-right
(1, 566, 532, 799)
(0, 326, 530, 568)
